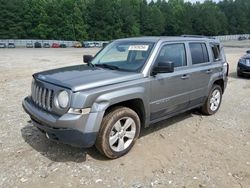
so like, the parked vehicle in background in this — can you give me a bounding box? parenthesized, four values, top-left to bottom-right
(8, 43, 15, 48)
(52, 43, 60, 48)
(83, 42, 90, 48)
(83, 41, 95, 48)
(237, 50, 250, 77)
(60, 44, 67, 48)
(74, 42, 82, 48)
(89, 42, 95, 47)
(26, 42, 33, 48)
(94, 42, 102, 48)
(238, 36, 247, 41)
(43, 43, 50, 48)
(0, 43, 6, 48)
(22, 36, 228, 159)
(102, 42, 109, 48)
(34, 42, 42, 48)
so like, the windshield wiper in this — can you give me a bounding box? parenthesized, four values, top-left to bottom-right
(95, 63, 120, 70)
(87, 62, 95, 67)
(86, 61, 96, 70)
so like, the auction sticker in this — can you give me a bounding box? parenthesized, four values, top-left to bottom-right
(128, 45, 149, 51)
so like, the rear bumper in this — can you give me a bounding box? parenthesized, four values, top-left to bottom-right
(22, 97, 104, 147)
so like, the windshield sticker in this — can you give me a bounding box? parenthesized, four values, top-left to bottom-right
(128, 45, 149, 51)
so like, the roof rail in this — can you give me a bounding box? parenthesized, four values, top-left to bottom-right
(181, 35, 216, 39)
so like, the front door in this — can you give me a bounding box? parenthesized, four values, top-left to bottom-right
(149, 42, 192, 121)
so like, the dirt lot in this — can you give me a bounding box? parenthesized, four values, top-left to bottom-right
(0, 45, 249, 188)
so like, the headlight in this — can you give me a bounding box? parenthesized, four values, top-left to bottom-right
(246, 59, 250, 66)
(240, 59, 250, 66)
(57, 90, 69, 108)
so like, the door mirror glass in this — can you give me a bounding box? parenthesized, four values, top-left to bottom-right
(83, 55, 93, 63)
(152, 61, 174, 75)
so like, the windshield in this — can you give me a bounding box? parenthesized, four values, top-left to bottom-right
(91, 41, 155, 72)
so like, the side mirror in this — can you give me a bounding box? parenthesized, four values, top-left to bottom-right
(83, 55, 93, 63)
(246, 50, 250, 54)
(152, 61, 174, 75)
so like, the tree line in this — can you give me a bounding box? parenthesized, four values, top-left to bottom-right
(0, 0, 250, 41)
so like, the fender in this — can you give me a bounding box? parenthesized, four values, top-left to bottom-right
(206, 71, 224, 97)
(91, 86, 147, 113)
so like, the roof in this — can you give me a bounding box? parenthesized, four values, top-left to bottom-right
(116, 36, 219, 43)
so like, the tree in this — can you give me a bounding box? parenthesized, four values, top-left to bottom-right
(119, 0, 140, 37)
(140, 0, 165, 36)
(87, 0, 122, 40)
(0, 0, 249, 40)
(0, 0, 27, 39)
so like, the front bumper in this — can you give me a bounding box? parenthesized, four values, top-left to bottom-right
(238, 63, 250, 75)
(22, 97, 104, 147)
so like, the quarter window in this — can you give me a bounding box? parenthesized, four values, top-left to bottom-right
(211, 44, 221, 61)
(189, 43, 209, 65)
(157, 43, 187, 68)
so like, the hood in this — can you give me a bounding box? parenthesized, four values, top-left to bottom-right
(34, 65, 143, 92)
(243, 54, 250, 59)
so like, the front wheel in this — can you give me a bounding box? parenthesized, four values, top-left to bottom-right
(201, 85, 223, 115)
(95, 107, 141, 159)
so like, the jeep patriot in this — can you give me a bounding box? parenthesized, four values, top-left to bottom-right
(23, 36, 229, 158)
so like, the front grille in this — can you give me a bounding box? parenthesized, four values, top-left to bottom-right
(31, 81, 54, 111)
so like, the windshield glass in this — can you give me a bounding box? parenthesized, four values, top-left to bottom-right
(91, 41, 155, 72)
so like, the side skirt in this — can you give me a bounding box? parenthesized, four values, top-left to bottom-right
(149, 103, 203, 125)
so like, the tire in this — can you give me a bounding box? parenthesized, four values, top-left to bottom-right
(95, 106, 141, 159)
(237, 70, 243, 77)
(201, 84, 223, 115)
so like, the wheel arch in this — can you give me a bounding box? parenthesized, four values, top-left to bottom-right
(105, 98, 146, 127)
(91, 87, 148, 128)
(213, 79, 225, 93)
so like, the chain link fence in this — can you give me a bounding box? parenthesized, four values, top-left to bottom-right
(0, 34, 249, 47)
(214, 34, 250, 41)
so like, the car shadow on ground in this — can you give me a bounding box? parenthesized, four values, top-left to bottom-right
(140, 111, 194, 137)
(229, 71, 250, 79)
(21, 122, 105, 162)
(21, 110, 199, 163)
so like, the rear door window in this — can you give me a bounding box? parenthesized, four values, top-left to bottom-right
(189, 43, 209, 65)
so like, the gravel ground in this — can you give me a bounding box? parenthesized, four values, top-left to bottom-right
(0, 46, 249, 188)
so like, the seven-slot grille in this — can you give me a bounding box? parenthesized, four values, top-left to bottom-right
(31, 81, 54, 111)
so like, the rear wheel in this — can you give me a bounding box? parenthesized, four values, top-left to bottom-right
(95, 107, 140, 159)
(201, 85, 222, 115)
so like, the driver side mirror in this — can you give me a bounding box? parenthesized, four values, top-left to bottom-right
(83, 55, 93, 63)
(152, 61, 174, 76)
(246, 50, 250, 54)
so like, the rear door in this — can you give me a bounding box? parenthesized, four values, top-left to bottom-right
(187, 42, 212, 107)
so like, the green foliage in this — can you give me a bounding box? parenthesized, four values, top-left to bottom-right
(0, 0, 249, 40)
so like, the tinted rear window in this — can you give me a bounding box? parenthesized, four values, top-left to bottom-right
(189, 43, 209, 65)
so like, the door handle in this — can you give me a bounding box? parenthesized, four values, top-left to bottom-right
(206, 69, 213, 74)
(181, 74, 190, 80)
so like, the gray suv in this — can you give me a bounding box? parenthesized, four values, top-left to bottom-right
(23, 36, 228, 158)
